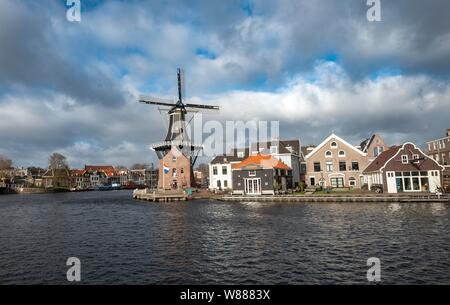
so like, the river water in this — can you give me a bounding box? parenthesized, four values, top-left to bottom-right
(0, 190, 449, 284)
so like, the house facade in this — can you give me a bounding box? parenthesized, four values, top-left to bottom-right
(158, 147, 191, 190)
(232, 154, 292, 195)
(363, 142, 444, 193)
(42, 168, 71, 189)
(209, 148, 248, 191)
(250, 140, 301, 187)
(360, 134, 389, 162)
(426, 129, 450, 190)
(305, 133, 369, 189)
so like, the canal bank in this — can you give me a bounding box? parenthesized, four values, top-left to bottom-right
(220, 194, 449, 203)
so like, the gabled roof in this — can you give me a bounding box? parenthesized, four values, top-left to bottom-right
(232, 154, 291, 170)
(305, 133, 367, 159)
(42, 168, 70, 178)
(85, 165, 117, 177)
(360, 134, 376, 153)
(211, 155, 246, 164)
(362, 146, 401, 173)
(251, 139, 300, 155)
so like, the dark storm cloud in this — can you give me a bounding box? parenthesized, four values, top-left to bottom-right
(0, 0, 449, 167)
(0, 1, 127, 107)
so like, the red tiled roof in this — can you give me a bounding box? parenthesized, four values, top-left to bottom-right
(232, 154, 291, 170)
(363, 145, 402, 173)
(70, 169, 86, 176)
(85, 165, 117, 177)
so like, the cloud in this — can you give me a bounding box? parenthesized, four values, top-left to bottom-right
(0, 0, 449, 168)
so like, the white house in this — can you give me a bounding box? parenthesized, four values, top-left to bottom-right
(209, 148, 248, 191)
(363, 142, 444, 193)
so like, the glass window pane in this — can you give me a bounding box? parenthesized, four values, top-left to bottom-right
(420, 178, 429, 191)
(396, 178, 403, 192)
(412, 178, 420, 190)
(404, 178, 412, 190)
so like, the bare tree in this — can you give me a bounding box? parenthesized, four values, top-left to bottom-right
(48, 153, 69, 170)
(0, 154, 13, 170)
(195, 163, 209, 179)
(131, 163, 149, 170)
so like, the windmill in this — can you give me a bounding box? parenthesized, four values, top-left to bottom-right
(139, 68, 219, 171)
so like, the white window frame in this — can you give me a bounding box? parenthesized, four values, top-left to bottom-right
(330, 142, 338, 148)
(325, 151, 332, 158)
(338, 150, 346, 157)
(249, 170, 256, 177)
(270, 146, 278, 154)
(401, 155, 409, 164)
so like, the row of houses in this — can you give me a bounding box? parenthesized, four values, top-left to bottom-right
(208, 130, 449, 195)
(2, 165, 159, 190)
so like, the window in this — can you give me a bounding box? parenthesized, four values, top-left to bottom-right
(270, 146, 278, 154)
(374, 146, 384, 157)
(172, 168, 177, 177)
(339, 161, 346, 171)
(326, 161, 333, 172)
(222, 166, 227, 175)
(249, 170, 256, 177)
(412, 154, 419, 160)
(172, 156, 177, 163)
(338, 150, 345, 157)
(351, 161, 359, 171)
(237, 151, 244, 158)
(331, 141, 337, 148)
(349, 178, 356, 187)
(325, 151, 332, 158)
(224, 180, 228, 188)
(330, 177, 344, 188)
(181, 168, 184, 174)
(213, 166, 218, 175)
(401, 155, 408, 164)
(314, 162, 321, 172)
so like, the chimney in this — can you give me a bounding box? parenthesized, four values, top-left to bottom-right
(447, 129, 450, 137)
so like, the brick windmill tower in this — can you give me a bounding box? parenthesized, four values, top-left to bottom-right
(139, 68, 219, 190)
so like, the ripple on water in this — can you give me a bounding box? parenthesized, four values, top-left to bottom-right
(0, 192, 449, 284)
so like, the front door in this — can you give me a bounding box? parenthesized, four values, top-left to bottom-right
(245, 178, 261, 195)
(310, 177, 315, 186)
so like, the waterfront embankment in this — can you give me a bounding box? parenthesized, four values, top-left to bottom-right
(220, 194, 450, 203)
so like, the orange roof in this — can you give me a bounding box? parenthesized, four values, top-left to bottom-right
(232, 154, 291, 170)
(85, 165, 117, 177)
(70, 169, 86, 176)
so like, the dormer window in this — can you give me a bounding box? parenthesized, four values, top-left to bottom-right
(325, 151, 332, 158)
(331, 141, 337, 148)
(413, 154, 419, 160)
(401, 155, 409, 164)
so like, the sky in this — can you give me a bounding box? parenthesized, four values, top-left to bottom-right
(0, 0, 449, 168)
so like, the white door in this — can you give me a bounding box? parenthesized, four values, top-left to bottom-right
(245, 178, 261, 195)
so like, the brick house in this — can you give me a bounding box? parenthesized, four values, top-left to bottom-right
(363, 142, 444, 193)
(305, 133, 369, 189)
(426, 129, 450, 190)
(359, 133, 390, 162)
(158, 147, 191, 190)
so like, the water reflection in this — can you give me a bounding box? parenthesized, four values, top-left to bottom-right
(0, 191, 449, 284)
